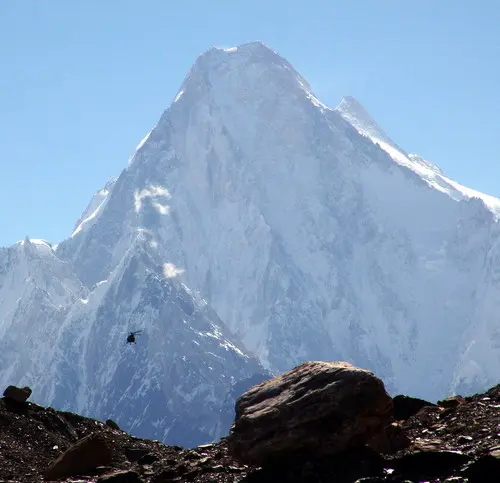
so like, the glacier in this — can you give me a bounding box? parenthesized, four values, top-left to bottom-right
(2, 41, 500, 445)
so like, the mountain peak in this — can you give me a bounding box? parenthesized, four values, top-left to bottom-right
(172, 41, 314, 107)
(212, 40, 275, 54)
(17, 237, 54, 256)
(203, 40, 283, 64)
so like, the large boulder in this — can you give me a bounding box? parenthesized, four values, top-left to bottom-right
(227, 361, 393, 466)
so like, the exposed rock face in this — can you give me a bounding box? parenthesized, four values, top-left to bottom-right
(227, 361, 393, 465)
(438, 395, 467, 409)
(3, 385, 32, 403)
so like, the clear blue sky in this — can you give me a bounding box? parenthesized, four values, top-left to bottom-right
(1, 1, 499, 247)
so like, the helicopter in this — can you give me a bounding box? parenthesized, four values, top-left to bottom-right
(126, 330, 143, 344)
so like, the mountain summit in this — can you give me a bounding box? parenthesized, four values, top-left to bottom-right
(175, 41, 315, 104)
(2, 42, 500, 444)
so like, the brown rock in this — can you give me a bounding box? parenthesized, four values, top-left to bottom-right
(438, 396, 466, 409)
(413, 405, 442, 425)
(44, 432, 113, 480)
(3, 385, 32, 403)
(227, 361, 393, 466)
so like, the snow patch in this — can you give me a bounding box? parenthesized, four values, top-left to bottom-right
(134, 186, 171, 213)
(17, 238, 53, 250)
(163, 263, 184, 278)
(152, 201, 170, 215)
(30, 238, 52, 247)
(128, 131, 152, 165)
(71, 198, 107, 238)
(135, 131, 151, 152)
(174, 90, 184, 102)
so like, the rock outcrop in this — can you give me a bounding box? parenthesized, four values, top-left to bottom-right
(227, 361, 393, 465)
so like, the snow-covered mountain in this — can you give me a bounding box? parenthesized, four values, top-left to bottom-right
(2, 41, 500, 439)
(0, 237, 265, 446)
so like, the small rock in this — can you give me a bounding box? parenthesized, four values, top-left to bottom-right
(228, 361, 393, 466)
(413, 405, 442, 425)
(393, 394, 436, 421)
(457, 435, 473, 444)
(97, 470, 141, 483)
(3, 385, 32, 403)
(44, 432, 113, 480)
(105, 419, 120, 430)
(438, 396, 466, 409)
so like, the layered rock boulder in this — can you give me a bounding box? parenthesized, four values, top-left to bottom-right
(227, 361, 393, 466)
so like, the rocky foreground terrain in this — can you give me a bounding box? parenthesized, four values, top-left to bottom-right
(1, 362, 500, 482)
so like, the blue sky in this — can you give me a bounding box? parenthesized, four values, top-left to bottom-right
(1, 0, 499, 246)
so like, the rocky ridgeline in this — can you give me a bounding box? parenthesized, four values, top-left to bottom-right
(1, 362, 500, 482)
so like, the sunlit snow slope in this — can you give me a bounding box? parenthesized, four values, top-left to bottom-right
(2, 42, 500, 438)
(54, 42, 500, 400)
